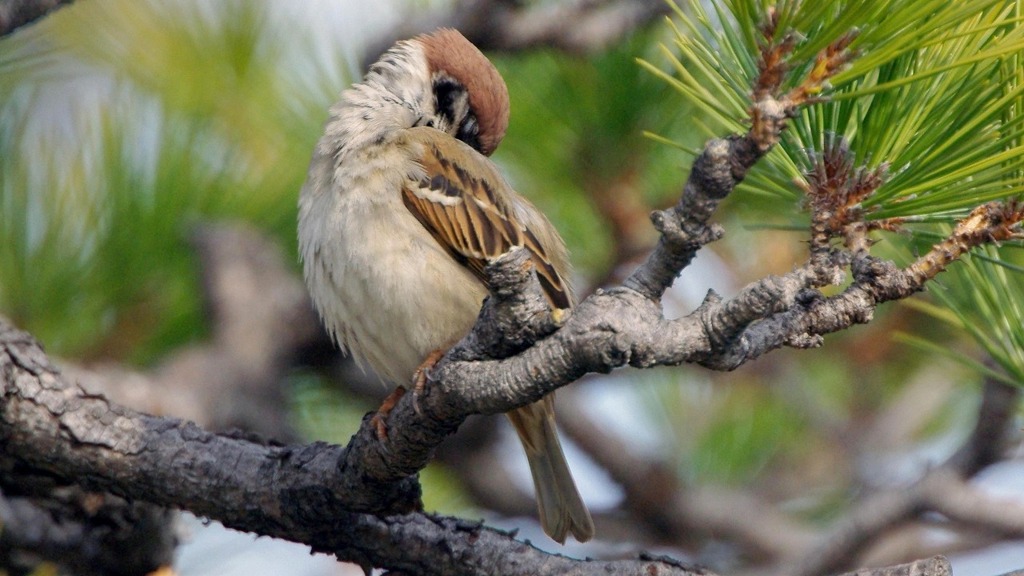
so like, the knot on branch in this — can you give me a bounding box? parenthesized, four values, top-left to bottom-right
(785, 332, 824, 349)
(690, 138, 740, 200)
(700, 260, 832, 355)
(781, 285, 831, 349)
(650, 208, 724, 251)
(748, 97, 789, 154)
(447, 247, 563, 363)
(695, 289, 750, 369)
(810, 250, 849, 287)
(851, 253, 900, 288)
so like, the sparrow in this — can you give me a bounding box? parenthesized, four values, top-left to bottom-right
(297, 29, 594, 543)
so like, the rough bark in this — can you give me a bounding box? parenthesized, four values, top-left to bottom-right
(0, 319, 707, 576)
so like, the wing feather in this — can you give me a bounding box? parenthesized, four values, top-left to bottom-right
(402, 127, 572, 310)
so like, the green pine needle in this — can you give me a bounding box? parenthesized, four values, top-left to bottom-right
(648, 0, 1024, 386)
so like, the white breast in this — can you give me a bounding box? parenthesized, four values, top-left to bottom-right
(299, 132, 487, 384)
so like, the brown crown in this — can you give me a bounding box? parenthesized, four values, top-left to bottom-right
(417, 28, 510, 156)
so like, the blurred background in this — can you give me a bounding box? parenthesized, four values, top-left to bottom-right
(2, 1, 1023, 575)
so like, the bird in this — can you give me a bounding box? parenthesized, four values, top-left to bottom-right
(297, 28, 594, 544)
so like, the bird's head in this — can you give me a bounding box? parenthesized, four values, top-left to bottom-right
(370, 28, 510, 156)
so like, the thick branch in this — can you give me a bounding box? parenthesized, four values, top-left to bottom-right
(0, 223, 322, 575)
(0, 319, 710, 576)
(0, 485, 174, 576)
(0, 320, 423, 515)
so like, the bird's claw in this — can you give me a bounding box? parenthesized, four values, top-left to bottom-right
(371, 385, 407, 442)
(411, 349, 445, 416)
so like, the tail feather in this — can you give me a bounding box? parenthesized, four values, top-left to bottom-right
(507, 396, 594, 543)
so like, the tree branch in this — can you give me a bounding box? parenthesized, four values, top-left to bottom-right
(0, 222, 329, 576)
(0, 320, 709, 576)
(0, 484, 175, 576)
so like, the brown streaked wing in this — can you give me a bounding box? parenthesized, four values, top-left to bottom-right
(402, 128, 571, 310)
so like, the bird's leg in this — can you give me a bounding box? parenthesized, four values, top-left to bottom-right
(412, 349, 445, 415)
(371, 385, 407, 440)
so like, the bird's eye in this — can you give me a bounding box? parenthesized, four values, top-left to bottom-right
(456, 115, 482, 152)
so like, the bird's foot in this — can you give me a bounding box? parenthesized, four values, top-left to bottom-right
(371, 385, 407, 441)
(412, 349, 445, 415)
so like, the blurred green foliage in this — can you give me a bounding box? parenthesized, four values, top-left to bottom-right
(0, 0, 348, 361)
(494, 29, 703, 274)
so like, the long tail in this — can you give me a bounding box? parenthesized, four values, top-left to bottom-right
(506, 395, 594, 543)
